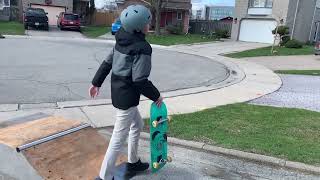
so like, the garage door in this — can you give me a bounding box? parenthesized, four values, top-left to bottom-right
(31, 4, 65, 26)
(239, 19, 277, 44)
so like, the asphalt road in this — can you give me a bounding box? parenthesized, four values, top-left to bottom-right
(97, 130, 320, 180)
(0, 38, 228, 104)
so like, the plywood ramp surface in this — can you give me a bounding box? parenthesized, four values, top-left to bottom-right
(0, 116, 82, 148)
(23, 127, 127, 180)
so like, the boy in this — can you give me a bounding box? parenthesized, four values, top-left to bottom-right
(89, 4, 162, 180)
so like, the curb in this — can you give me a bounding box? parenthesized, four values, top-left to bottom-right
(138, 131, 320, 175)
(3, 35, 169, 49)
(98, 129, 320, 175)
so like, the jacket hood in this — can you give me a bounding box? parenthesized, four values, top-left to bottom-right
(115, 28, 146, 46)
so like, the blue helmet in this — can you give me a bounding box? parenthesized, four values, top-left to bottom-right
(120, 5, 152, 33)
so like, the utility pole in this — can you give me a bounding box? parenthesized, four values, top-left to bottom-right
(309, 0, 320, 41)
(291, 0, 300, 40)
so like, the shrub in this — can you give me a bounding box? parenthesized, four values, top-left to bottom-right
(166, 23, 183, 35)
(285, 39, 303, 48)
(273, 26, 290, 46)
(272, 26, 289, 36)
(305, 41, 315, 46)
(215, 29, 230, 38)
(280, 35, 290, 46)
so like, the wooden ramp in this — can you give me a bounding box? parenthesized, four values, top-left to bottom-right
(0, 115, 127, 180)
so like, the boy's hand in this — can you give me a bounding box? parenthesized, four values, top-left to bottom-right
(155, 96, 163, 107)
(89, 85, 100, 98)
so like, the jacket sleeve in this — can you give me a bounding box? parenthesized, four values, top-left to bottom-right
(92, 49, 113, 87)
(132, 54, 160, 102)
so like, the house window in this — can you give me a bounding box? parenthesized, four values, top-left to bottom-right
(11, 0, 18, 6)
(177, 12, 182, 20)
(4, 0, 9, 7)
(0, 0, 10, 9)
(249, 0, 273, 8)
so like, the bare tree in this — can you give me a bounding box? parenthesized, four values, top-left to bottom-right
(271, 11, 285, 54)
(88, 0, 96, 24)
(147, 0, 165, 36)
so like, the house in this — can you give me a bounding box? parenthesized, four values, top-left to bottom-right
(195, 9, 202, 19)
(0, 0, 89, 25)
(0, 0, 20, 21)
(116, 0, 192, 33)
(204, 6, 234, 21)
(22, 0, 89, 25)
(231, 0, 320, 44)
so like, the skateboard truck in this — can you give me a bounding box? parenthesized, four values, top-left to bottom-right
(152, 156, 173, 169)
(152, 116, 172, 128)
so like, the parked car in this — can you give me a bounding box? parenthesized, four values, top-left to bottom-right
(23, 8, 49, 31)
(315, 41, 320, 55)
(111, 18, 121, 35)
(57, 13, 81, 31)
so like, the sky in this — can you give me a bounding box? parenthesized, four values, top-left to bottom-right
(95, 0, 235, 9)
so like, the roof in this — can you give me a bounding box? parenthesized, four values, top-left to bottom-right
(162, 0, 192, 10)
(116, 0, 192, 10)
(220, 16, 233, 21)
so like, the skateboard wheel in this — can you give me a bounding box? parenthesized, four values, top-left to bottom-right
(153, 162, 160, 169)
(167, 156, 172, 162)
(152, 121, 158, 128)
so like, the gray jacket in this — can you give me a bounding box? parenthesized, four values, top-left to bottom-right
(92, 28, 160, 110)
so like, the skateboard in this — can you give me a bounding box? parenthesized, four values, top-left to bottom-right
(150, 102, 172, 173)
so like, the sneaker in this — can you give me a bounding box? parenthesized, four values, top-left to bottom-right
(127, 159, 149, 173)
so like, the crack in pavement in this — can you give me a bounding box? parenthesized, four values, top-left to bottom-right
(0, 78, 86, 100)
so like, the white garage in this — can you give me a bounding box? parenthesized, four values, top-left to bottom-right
(239, 19, 277, 44)
(31, 4, 65, 26)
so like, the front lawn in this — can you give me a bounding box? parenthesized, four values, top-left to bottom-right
(225, 46, 314, 58)
(146, 34, 217, 46)
(81, 26, 111, 38)
(0, 21, 25, 35)
(145, 103, 320, 165)
(275, 70, 320, 76)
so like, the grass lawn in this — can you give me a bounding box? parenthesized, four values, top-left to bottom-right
(146, 34, 217, 46)
(225, 46, 314, 58)
(81, 26, 111, 38)
(275, 70, 320, 76)
(145, 103, 320, 165)
(0, 21, 24, 35)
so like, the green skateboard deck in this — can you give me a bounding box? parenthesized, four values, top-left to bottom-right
(150, 102, 171, 173)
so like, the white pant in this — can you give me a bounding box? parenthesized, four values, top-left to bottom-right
(99, 106, 144, 180)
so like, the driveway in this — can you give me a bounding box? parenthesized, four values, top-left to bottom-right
(251, 74, 320, 112)
(245, 55, 320, 70)
(171, 41, 269, 55)
(0, 38, 229, 104)
(25, 26, 84, 38)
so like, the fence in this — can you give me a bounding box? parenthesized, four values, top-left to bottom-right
(189, 20, 233, 36)
(90, 11, 118, 26)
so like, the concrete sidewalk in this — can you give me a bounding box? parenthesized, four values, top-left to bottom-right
(245, 55, 320, 70)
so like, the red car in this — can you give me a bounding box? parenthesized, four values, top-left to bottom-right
(57, 13, 81, 31)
